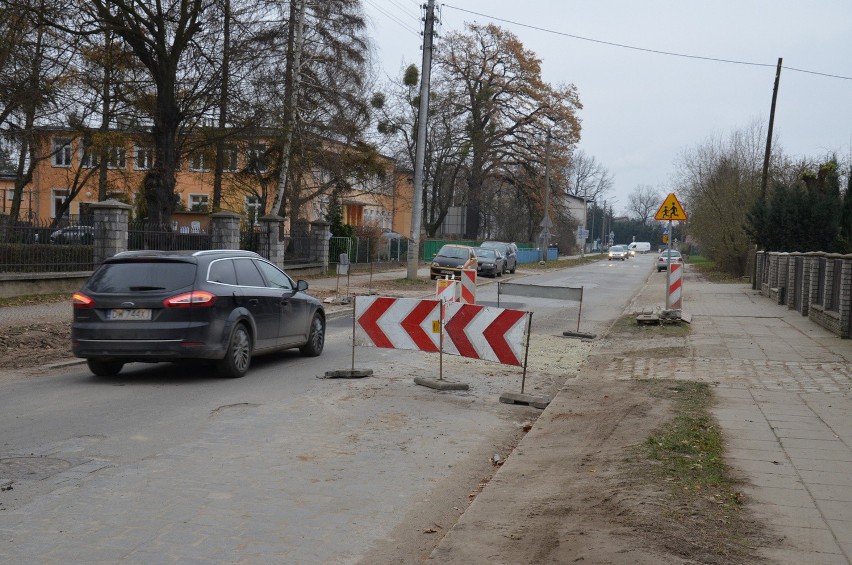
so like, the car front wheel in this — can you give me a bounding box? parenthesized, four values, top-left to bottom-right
(87, 359, 124, 376)
(300, 313, 325, 357)
(218, 323, 251, 378)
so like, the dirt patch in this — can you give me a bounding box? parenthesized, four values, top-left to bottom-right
(0, 321, 72, 370)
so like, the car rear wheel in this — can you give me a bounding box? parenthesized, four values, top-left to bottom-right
(87, 359, 124, 376)
(300, 313, 325, 357)
(218, 323, 251, 378)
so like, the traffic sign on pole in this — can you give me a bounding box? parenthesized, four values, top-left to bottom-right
(655, 193, 688, 221)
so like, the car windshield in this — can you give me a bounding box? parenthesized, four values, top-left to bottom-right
(661, 250, 681, 257)
(480, 242, 506, 252)
(475, 248, 496, 259)
(87, 260, 196, 293)
(438, 246, 470, 260)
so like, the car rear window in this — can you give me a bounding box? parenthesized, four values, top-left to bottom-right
(438, 246, 469, 260)
(86, 261, 196, 293)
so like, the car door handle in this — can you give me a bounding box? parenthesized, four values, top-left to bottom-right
(248, 298, 258, 306)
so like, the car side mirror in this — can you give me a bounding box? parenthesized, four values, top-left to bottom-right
(296, 280, 309, 292)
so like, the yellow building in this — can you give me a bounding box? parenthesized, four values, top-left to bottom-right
(2, 128, 413, 237)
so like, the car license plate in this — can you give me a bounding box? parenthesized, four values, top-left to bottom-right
(107, 308, 152, 321)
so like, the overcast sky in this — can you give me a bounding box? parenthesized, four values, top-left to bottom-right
(362, 0, 852, 215)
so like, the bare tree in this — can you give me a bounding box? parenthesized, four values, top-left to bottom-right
(673, 120, 780, 275)
(627, 184, 662, 225)
(436, 22, 582, 239)
(563, 150, 612, 203)
(81, 0, 224, 226)
(1, 0, 76, 226)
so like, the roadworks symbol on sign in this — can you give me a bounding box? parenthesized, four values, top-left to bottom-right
(655, 192, 688, 221)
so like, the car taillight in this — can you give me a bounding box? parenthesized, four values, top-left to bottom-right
(72, 292, 95, 309)
(164, 291, 216, 308)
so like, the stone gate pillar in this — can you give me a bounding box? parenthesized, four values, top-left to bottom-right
(259, 215, 285, 265)
(310, 220, 331, 269)
(90, 200, 131, 267)
(209, 211, 241, 250)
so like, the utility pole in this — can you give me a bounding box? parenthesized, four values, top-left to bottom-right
(539, 128, 553, 263)
(407, 0, 436, 280)
(760, 58, 782, 201)
(581, 193, 587, 257)
(754, 57, 782, 289)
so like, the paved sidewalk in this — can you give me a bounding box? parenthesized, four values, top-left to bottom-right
(432, 269, 852, 564)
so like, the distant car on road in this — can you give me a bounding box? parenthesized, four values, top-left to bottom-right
(657, 249, 684, 272)
(479, 241, 517, 274)
(473, 247, 504, 278)
(608, 245, 628, 261)
(430, 244, 478, 280)
(71, 249, 325, 378)
(628, 242, 651, 256)
(50, 225, 95, 244)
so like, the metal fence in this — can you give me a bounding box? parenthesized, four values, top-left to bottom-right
(128, 220, 212, 251)
(328, 236, 410, 267)
(0, 218, 96, 273)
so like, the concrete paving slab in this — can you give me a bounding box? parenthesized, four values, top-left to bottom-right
(741, 485, 817, 507)
(767, 524, 845, 554)
(760, 548, 848, 565)
(817, 500, 852, 522)
(834, 521, 852, 543)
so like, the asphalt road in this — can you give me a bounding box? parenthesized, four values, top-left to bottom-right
(0, 254, 655, 563)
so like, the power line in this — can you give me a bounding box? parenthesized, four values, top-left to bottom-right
(365, 0, 420, 36)
(442, 3, 852, 81)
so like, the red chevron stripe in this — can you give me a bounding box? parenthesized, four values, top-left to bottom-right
(483, 309, 527, 366)
(357, 297, 396, 348)
(444, 304, 483, 358)
(401, 300, 440, 352)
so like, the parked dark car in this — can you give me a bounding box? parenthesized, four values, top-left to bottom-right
(71, 249, 325, 378)
(430, 244, 478, 280)
(50, 225, 95, 244)
(479, 241, 517, 274)
(473, 247, 504, 278)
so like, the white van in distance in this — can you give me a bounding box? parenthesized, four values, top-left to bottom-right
(628, 242, 651, 255)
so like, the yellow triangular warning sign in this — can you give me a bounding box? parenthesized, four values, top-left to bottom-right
(655, 193, 688, 221)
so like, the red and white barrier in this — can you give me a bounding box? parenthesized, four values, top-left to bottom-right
(435, 278, 459, 302)
(443, 303, 529, 366)
(460, 269, 476, 304)
(355, 297, 442, 353)
(668, 262, 682, 309)
(353, 296, 530, 367)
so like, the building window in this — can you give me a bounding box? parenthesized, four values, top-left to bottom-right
(52, 189, 70, 219)
(107, 146, 126, 169)
(135, 145, 154, 170)
(246, 144, 267, 173)
(189, 152, 209, 172)
(52, 138, 72, 167)
(79, 141, 100, 168)
(245, 196, 262, 226)
(188, 193, 209, 213)
(223, 144, 239, 172)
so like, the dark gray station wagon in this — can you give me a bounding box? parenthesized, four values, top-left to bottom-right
(71, 250, 325, 378)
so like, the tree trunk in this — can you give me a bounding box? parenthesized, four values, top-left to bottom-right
(271, 0, 305, 217)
